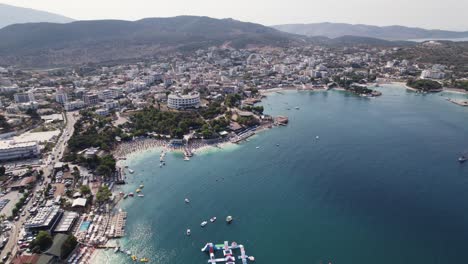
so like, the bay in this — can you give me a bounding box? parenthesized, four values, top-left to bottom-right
(96, 84, 468, 263)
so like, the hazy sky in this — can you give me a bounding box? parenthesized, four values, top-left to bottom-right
(2, 0, 467, 31)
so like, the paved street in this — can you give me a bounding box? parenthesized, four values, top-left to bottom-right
(0, 111, 79, 262)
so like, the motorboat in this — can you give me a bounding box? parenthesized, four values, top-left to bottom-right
(131, 255, 137, 261)
(184, 157, 190, 161)
(459, 155, 467, 163)
(184, 198, 190, 203)
(210, 217, 217, 223)
(138, 194, 144, 197)
(136, 189, 141, 193)
(295, 106, 300, 110)
(140, 258, 149, 262)
(114, 246, 120, 253)
(128, 192, 134, 197)
(226, 216, 233, 223)
(123, 194, 128, 199)
(128, 169, 134, 174)
(186, 229, 191, 236)
(126, 250, 131, 255)
(201, 221, 208, 227)
(256, 146, 260, 149)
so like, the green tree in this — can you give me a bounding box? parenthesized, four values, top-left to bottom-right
(30, 231, 53, 252)
(26, 109, 41, 120)
(79, 185, 91, 196)
(95, 186, 112, 204)
(61, 235, 78, 259)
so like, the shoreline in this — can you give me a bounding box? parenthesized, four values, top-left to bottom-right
(91, 126, 274, 262)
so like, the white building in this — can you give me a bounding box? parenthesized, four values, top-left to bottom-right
(95, 108, 109, 116)
(421, 70, 445, 79)
(104, 100, 119, 110)
(0, 140, 40, 161)
(55, 92, 68, 104)
(64, 100, 85, 111)
(83, 93, 99, 105)
(167, 92, 201, 109)
(14, 92, 35, 103)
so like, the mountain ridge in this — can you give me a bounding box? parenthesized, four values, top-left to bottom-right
(0, 3, 74, 29)
(273, 22, 468, 40)
(0, 16, 305, 67)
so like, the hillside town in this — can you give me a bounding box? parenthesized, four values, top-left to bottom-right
(0, 42, 466, 264)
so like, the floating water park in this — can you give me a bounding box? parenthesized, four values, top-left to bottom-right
(201, 241, 255, 264)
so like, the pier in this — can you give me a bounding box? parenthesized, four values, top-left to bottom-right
(231, 129, 256, 143)
(107, 211, 127, 238)
(447, 98, 468, 106)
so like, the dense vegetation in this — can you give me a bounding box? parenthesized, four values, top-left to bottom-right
(61, 235, 78, 259)
(394, 42, 468, 77)
(348, 85, 374, 95)
(242, 105, 264, 114)
(452, 80, 468, 91)
(67, 111, 124, 153)
(224, 94, 242, 107)
(407, 79, 442, 91)
(11, 192, 29, 218)
(199, 102, 226, 119)
(30, 231, 53, 252)
(127, 107, 205, 138)
(96, 186, 112, 204)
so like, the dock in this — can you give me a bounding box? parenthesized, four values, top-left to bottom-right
(106, 211, 127, 238)
(447, 98, 468, 106)
(231, 130, 255, 144)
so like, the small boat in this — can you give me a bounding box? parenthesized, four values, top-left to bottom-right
(315, 136, 319, 139)
(140, 258, 149, 262)
(126, 250, 131, 255)
(459, 156, 467, 163)
(140, 184, 144, 189)
(186, 229, 191, 236)
(210, 217, 217, 223)
(256, 146, 260, 149)
(184, 198, 190, 203)
(184, 157, 190, 161)
(128, 169, 135, 174)
(123, 194, 128, 199)
(276, 144, 280, 147)
(226, 216, 233, 223)
(159, 163, 163, 168)
(295, 106, 300, 110)
(138, 194, 144, 197)
(248, 256, 255, 261)
(128, 192, 134, 197)
(131, 255, 137, 261)
(136, 189, 141, 193)
(201, 221, 208, 227)
(114, 246, 120, 253)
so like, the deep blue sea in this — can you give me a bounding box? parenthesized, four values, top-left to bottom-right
(96, 85, 468, 264)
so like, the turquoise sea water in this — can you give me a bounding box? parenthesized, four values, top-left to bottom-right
(96, 85, 468, 264)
